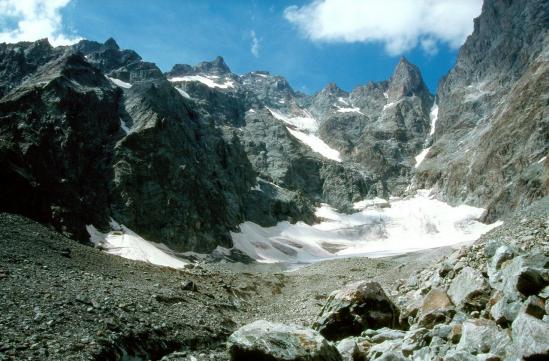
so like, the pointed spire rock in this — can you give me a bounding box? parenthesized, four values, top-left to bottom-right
(103, 37, 120, 50)
(321, 82, 346, 97)
(194, 56, 231, 74)
(387, 57, 430, 101)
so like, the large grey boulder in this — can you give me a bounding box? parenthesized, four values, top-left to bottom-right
(227, 320, 342, 361)
(314, 281, 400, 341)
(447, 267, 489, 310)
(511, 312, 549, 359)
(456, 319, 511, 357)
(489, 294, 521, 326)
(494, 254, 548, 300)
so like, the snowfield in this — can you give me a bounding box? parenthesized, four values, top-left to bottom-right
(106, 76, 132, 89)
(168, 75, 234, 89)
(286, 127, 341, 162)
(429, 102, 439, 135)
(86, 220, 187, 269)
(415, 147, 431, 168)
(267, 107, 318, 132)
(230, 190, 502, 263)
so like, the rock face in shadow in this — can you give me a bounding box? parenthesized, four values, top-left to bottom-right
(0, 44, 120, 240)
(0, 40, 259, 251)
(413, 0, 549, 220)
(313, 281, 400, 341)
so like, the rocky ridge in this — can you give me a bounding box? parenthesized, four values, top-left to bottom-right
(0, 34, 436, 252)
(413, 0, 549, 221)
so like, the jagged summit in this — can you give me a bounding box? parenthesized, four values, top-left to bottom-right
(387, 56, 430, 101)
(319, 82, 347, 97)
(168, 56, 231, 77)
(195, 55, 231, 74)
(103, 37, 119, 50)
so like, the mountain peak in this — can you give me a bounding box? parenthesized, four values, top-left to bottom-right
(387, 57, 429, 101)
(194, 56, 231, 74)
(103, 37, 119, 50)
(321, 82, 346, 97)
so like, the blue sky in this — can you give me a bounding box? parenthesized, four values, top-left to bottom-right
(0, 0, 483, 94)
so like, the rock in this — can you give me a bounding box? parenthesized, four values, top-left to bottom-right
(368, 328, 405, 343)
(443, 350, 477, 361)
(448, 267, 489, 310)
(511, 312, 549, 359)
(314, 281, 400, 341)
(520, 295, 545, 319)
(456, 319, 511, 357)
(400, 328, 429, 356)
(489, 295, 520, 326)
(417, 288, 455, 328)
(496, 255, 548, 300)
(181, 280, 198, 292)
(227, 320, 342, 361)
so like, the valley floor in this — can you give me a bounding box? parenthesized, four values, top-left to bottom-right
(0, 197, 547, 360)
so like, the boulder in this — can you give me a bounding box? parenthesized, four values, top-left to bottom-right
(314, 282, 400, 341)
(493, 255, 548, 300)
(489, 296, 521, 326)
(448, 267, 489, 310)
(511, 312, 549, 359)
(227, 320, 342, 361)
(400, 328, 429, 356)
(520, 295, 545, 319)
(334, 337, 372, 361)
(417, 288, 455, 328)
(443, 350, 477, 361)
(456, 319, 511, 357)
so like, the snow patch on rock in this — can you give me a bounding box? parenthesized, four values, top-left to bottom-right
(86, 220, 187, 269)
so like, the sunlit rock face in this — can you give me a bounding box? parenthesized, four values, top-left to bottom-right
(413, 0, 549, 221)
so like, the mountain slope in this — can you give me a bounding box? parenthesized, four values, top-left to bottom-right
(413, 0, 548, 221)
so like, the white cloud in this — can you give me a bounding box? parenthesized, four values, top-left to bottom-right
(250, 30, 260, 57)
(284, 0, 483, 55)
(0, 0, 81, 46)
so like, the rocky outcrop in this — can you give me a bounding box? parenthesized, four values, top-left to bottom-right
(318, 57, 434, 195)
(0, 48, 121, 240)
(0, 39, 260, 252)
(313, 281, 400, 341)
(227, 320, 342, 361)
(413, 0, 549, 220)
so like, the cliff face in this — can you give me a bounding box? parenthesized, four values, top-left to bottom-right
(0, 40, 260, 252)
(413, 0, 549, 220)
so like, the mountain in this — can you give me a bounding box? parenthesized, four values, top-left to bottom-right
(412, 0, 549, 221)
(0, 0, 546, 254)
